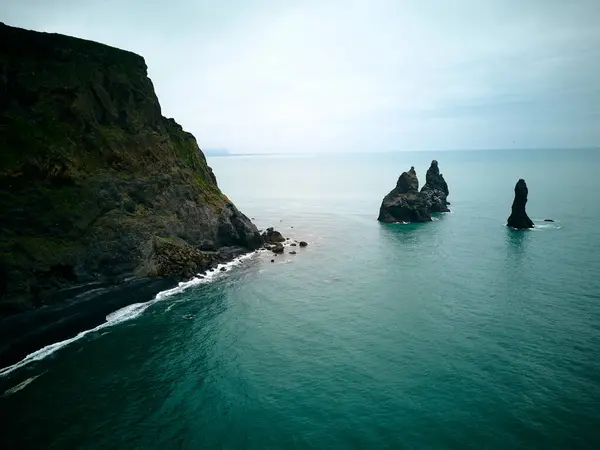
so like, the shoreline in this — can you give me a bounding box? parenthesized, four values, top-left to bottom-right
(0, 249, 261, 376)
(0, 277, 178, 374)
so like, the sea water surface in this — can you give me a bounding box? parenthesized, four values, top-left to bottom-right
(1, 149, 600, 449)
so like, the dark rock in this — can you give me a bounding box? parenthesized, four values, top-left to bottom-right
(544, 219, 555, 222)
(220, 267, 226, 272)
(271, 259, 275, 263)
(272, 243, 284, 254)
(290, 243, 297, 247)
(507, 179, 535, 229)
(377, 167, 431, 223)
(299, 241, 308, 247)
(289, 251, 297, 255)
(262, 227, 285, 243)
(420, 160, 450, 213)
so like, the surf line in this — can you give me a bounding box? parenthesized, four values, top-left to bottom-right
(0, 251, 259, 377)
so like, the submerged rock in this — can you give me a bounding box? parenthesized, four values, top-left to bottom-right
(507, 179, 534, 229)
(299, 241, 308, 247)
(377, 167, 431, 223)
(544, 219, 555, 222)
(420, 160, 450, 213)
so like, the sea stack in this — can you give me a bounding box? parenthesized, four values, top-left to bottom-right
(377, 167, 432, 223)
(420, 160, 450, 213)
(507, 179, 534, 229)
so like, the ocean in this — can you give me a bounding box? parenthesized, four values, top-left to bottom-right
(1, 149, 600, 449)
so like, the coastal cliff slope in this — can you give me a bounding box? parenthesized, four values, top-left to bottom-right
(0, 23, 261, 316)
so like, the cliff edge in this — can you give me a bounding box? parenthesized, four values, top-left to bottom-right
(0, 23, 261, 316)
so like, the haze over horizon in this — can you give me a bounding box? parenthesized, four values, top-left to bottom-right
(3, 0, 599, 153)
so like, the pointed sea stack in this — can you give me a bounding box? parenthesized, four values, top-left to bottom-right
(420, 160, 450, 213)
(377, 167, 432, 223)
(507, 179, 534, 229)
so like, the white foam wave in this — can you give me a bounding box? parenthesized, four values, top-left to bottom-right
(0, 251, 260, 377)
(2, 372, 46, 396)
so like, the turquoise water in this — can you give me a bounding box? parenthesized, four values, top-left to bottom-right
(2, 149, 600, 449)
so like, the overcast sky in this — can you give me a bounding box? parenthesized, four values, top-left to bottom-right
(3, 0, 599, 153)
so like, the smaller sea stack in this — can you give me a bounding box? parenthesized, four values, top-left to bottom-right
(507, 179, 534, 229)
(420, 160, 450, 213)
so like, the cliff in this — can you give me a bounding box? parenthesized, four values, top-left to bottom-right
(0, 23, 261, 317)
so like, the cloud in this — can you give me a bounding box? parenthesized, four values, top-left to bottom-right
(3, 0, 599, 152)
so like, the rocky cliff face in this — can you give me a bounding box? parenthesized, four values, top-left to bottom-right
(0, 23, 261, 316)
(378, 161, 450, 223)
(507, 179, 534, 229)
(377, 167, 432, 223)
(420, 160, 450, 213)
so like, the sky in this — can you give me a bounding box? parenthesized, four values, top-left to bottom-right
(3, 0, 599, 153)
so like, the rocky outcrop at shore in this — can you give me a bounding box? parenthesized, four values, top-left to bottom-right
(420, 160, 450, 213)
(0, 23, 262, 317)
(377, 162, 450, 223)
(262, 227, 285, 243)
(507, 179, 534, 229)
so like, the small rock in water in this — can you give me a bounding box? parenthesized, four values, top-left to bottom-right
(544, 219, 555, 222)
(299, 241, 308, 247)
(289, 251, 297, 255)
(290, 243, 297, 247)
(270, 259, 275, 263)
(262, 227, 285, 243)
(220, 267, 226, 272)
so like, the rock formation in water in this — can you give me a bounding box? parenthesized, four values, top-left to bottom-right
(262, 227, 285, 244)
(377, 167, 432, 223)
(507, 179, 534, 229)
(420, 160, 450, 213)
(0, 23, 262, 316)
